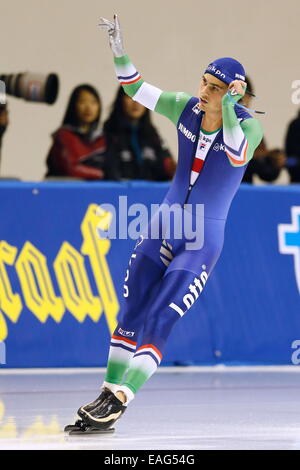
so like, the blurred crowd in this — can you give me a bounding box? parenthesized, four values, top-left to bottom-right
(0, 77, 299, 184)
(239, 77, 298, 185)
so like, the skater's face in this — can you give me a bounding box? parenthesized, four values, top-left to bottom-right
(123, 94, 146, 121)
(198, 74, 228, 113)
(75, 90, 101, 125)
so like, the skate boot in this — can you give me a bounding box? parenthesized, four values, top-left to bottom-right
(64, 388, 117, 435)
(80, 390, 126, 431)
(77, 387, 112, 419)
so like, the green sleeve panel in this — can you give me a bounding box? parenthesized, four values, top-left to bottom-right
(113, 55, 144, 98)
(222, 93, 264, 167)
(154, 92, 192, 126)
(121, 80, 144, 98)
(239, 118, 264, 164)
(113, 55, 191, 125)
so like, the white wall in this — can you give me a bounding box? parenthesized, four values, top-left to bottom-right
(0, 0, 299, 180)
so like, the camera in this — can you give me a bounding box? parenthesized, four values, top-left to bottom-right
(0, 72, 59, 104)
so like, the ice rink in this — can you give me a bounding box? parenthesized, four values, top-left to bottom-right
(0, 366, 300, 450)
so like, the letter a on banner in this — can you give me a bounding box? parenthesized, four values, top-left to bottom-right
(15, 242, 65, 323)
(54, 242, 101, 322)
(0, 242, 22, 341)
(81, 204, 119, 334)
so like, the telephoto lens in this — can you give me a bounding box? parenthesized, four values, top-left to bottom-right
(0, 72, 59, 104)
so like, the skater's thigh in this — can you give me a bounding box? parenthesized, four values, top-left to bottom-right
(163, 218, 225, 277)
(141, 267, 207, 344)
(119, 251, 166, 327)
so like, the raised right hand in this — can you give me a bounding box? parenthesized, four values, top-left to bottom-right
(98, 14, 125, 58)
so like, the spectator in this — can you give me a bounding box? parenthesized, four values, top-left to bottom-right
(0, 104, 8, 142)
(104, 86, 176, 181)
(241, 78, 289, 184)
(0, 104, 9, 170)
(46, 84, 111, 180)
(285, 110, 300, 182)
(243, 144, 288, 184)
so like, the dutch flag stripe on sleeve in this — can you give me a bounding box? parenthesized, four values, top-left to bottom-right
(223, 124, 249, 165)
(115, 61, 142, 85)
(114, 56, 163, 111)
(134, 344, 163, 366)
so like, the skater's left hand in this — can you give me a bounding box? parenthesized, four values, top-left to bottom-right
(228, 80, 247, 97)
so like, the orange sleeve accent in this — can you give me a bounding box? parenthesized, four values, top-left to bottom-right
(226, 140, 249, 165)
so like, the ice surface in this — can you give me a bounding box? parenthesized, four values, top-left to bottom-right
(0, 366, 299, 450)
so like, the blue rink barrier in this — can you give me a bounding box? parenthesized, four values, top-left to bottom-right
(0, 181, 299, 368)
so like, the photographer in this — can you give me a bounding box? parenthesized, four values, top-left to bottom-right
(0, 104, 9, 164)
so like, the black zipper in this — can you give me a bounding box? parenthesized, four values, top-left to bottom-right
(183, 184, 193, 206)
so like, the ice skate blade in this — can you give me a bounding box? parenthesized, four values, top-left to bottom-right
(68, 426, 115, 435)
(64, 420, 83, 432)
(64, 424, 80, 432)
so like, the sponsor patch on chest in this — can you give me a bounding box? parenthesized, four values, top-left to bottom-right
(178, 123, 196, 142)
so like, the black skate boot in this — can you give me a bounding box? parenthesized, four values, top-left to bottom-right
(77, 387, 112, 419)
(64, 388, 116, 435)
(80, 390, 126, 431)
